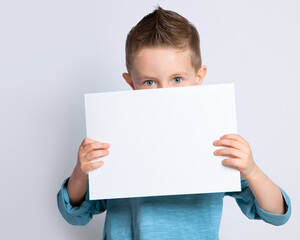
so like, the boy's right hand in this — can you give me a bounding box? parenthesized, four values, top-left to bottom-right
(67, 138, 110, 206)
(76, 137, 110, 176)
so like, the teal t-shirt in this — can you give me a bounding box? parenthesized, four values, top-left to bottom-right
(57, 177, 291, 239)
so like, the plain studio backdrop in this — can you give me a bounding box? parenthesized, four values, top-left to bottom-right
(0, 0, 299, 239)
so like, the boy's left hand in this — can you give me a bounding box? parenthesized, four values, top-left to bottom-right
(213, 134, 259, 180)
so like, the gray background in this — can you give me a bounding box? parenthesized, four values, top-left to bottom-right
(0, 0, 299, 239)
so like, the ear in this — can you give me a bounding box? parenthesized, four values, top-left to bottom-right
(122, 73, 135, 90)
(195, 65, 207, 86)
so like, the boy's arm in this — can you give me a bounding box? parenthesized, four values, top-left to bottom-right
(225, 176, 291, 226)
(244, 164, 286, 214)
(214, 134, 291, 218)
(67, 164, 89, 207)
(57, 138, 110, 225)
(57, 176, 107, 226)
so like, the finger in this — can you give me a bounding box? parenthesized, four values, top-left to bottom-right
(214, 147, 243, 158)
(80, 137, 97, 148)
(222, 158, 244, 170)
(83, 142, 110, 154)
(213, 139, 244, 151)
(84, 149, 109, 162)
(220, 134, 248, 144)
(83, 161, 104, 173)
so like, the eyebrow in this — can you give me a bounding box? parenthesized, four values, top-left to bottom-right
(137, 72, 188, 82)
(170, 72, 188, 78)
(137, 75, 157, 82)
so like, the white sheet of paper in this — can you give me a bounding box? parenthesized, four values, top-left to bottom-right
(85, 83, 241, 200)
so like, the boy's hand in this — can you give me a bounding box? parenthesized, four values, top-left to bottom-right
(213, 134, 259, 180)
(67, 137, 110, 206)
(76, 137, 110, 176)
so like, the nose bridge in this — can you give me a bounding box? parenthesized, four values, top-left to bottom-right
(157, 78, 170, 88)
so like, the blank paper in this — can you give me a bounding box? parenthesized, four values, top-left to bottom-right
(84, 83, 241, 200)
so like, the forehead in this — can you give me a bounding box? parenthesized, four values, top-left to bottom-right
(131, 47, 195, 78)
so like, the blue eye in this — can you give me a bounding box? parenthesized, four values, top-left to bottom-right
(145, 80, 154, 86)
(173, 77, 183, 83)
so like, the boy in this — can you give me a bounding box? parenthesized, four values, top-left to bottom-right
(57, 6, 291, 239)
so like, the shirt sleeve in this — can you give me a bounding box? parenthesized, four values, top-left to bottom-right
(224, 177, 291, 226)
(56, 177, 107, 226)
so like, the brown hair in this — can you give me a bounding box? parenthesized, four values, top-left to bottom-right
(125, 6, 202, 74)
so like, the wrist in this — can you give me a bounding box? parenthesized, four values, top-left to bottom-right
(74, 164, 88, 182)
(244, 164, 261, 182)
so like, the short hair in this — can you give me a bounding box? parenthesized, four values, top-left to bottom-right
(125, 6, 202, 74)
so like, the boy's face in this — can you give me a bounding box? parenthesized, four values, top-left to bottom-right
(123, 47, 207, 90)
